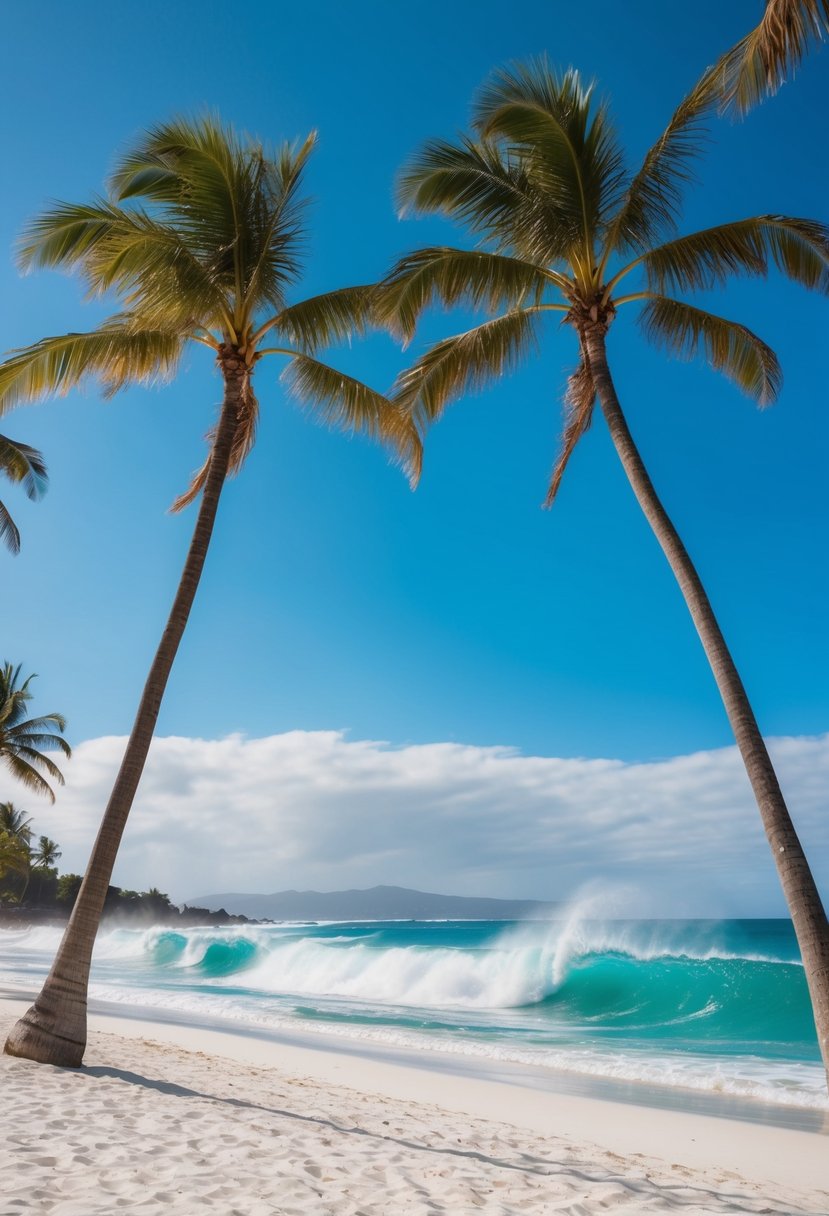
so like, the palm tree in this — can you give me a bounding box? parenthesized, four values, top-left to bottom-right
(0, 116, 417, 1067)
(376, 61, 829, 1086)
(0, 666, 70, 800)
(31, 835, 61, 869)
(0, 434, 48, 554)
(712, 0, 829, 115)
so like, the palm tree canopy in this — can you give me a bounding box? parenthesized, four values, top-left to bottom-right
(0, 433, 48, 555)
(0, 664, 71, 802)
(712, 0, 829, 116)
(377, 60, 829, 499)
(0, 802, 33, 845)
(0, 116, 419, 498)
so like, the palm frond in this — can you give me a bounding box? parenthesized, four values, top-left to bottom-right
(640, 295, 782, 404)
(545, 349, 596, 507)
(240, 133, 315, 311)
(376, 246, 558, 344)
(396, 136, 564, 263)
(1, 752, 61, 802)
(603, 70, 717, 257)
(0, 321, 186, 414)
(713, 0, 829, 115)
(474, 61, 626, 251)
(272, 285, 378, 353)
(282, 355, 422, 484)
(111, 116, 308, 314)
(0, 435, 48, 500)
(0, 500, 21, 555)
(392, 308, 541, 433)
(20, 201, 221, 327)
(641, 215, 829, 294)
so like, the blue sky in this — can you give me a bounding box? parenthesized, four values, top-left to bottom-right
(0, 1, 827, 904)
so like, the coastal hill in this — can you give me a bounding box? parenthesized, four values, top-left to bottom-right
(187, 884, 559, 922)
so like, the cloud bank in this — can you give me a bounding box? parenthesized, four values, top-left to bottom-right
(30, 730, 829, 916)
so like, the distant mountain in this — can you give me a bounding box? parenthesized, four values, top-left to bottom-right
(186, 884, 559, 922)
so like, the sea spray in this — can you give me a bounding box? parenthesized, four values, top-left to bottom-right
(0, 914, 822, 1110)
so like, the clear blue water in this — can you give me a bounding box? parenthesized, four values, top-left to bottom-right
(1, 915, 824, 1109)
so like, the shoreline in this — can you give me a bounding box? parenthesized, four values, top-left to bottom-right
(3, 992, 829, 1211)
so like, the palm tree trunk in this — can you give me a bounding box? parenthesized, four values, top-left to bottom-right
(582, 323, 829, 1087)
(4, 351, 248, 1067)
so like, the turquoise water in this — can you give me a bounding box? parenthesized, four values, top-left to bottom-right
(1, 916, 824, 1108)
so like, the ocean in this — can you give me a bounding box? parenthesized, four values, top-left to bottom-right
(1, 913, 824, 1111)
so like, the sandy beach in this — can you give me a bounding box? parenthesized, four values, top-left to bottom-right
(2, 995, 827, 1215)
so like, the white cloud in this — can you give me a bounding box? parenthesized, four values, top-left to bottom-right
(22, 730, 829, 916)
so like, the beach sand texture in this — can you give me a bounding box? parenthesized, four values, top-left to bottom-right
(2, 1003, 828, 1215)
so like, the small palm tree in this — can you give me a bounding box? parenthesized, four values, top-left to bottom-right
(0, 433, 47, 554)
(1, 116, 416, 1067)
(31, 835, 61, 869)
(377, 61, 829, 1086)
(712, 0, 829, 115)
(0, 666, 70, 801)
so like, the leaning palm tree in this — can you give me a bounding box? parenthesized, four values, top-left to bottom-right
(376, 61, 829, 1086)
(712, 0, 828, 114)
(0, 666, 70, 801)
(1, 116, 417, 1067)
(0, 433, 47, 554)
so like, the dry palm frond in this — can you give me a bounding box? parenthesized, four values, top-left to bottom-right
(714, 0, 829, 116)
(545, 350, 596, 507)
(171, 377, 260, 512)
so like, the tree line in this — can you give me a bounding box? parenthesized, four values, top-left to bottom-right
(0, 804, 243, 926)
(1, 2, 828, 1086)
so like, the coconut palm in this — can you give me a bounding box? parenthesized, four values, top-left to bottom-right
(0, 666, 70, 801)
(1, 115, 417, 1067)
(376, 61, 829, 1085)
(712, 0, 829, 115)
(31, 835, 61, 869)
(0, 434, 48, 554)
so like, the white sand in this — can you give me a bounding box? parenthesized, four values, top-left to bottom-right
(2, 995, 827, 1215)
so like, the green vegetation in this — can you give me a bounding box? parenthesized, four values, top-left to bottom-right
(0, 810, 242, 926)
(377, 59, 829, 1085)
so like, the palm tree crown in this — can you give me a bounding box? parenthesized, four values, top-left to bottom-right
(0, 116, 417, 486)
(0, 434, 47, 554)
(31, 835, 61, 869)
(378, 61, 829, 486)
(0, 665, 71, 802)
